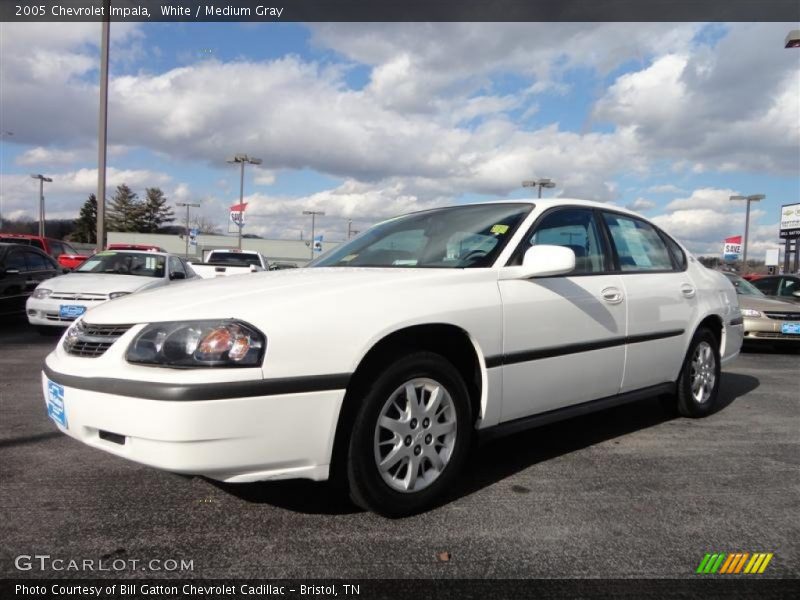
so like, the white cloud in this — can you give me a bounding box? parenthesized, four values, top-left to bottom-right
(626, 198, 657, 211)
(646, 184, 685, 195)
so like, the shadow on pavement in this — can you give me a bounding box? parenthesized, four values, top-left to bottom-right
(213, 371, 760, 516)
(0, 431, 63, 450)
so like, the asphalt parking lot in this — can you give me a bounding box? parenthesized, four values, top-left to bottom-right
(0, 318, 797, 580)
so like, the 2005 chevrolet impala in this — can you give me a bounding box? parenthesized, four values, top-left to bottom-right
(43, 199, 743, 516)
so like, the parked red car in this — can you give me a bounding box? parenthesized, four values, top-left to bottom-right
(0, 234, 89, 269)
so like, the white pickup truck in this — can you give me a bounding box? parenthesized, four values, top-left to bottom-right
(188, 249, 269, 279)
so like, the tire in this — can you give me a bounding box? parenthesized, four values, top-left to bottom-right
(675, 328, 721, 418)
(346, 351, 473, 517)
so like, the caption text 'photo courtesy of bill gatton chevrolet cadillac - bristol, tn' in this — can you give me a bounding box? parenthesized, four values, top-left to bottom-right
(41, 199, 744, 516)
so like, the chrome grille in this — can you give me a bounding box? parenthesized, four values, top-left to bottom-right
(64, 322, 134, 358)
(763, 311, 800, 321)
(749, 332, 797, 340)
(50, 292, 107, 301)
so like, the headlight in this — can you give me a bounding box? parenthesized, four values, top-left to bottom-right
(32, 288, 52, 299)
(741, 308, 763, 318)
(126, 320, 265, 367)
(109, 291, 131, 299)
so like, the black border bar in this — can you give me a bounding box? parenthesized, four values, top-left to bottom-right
(2, 0, 799, 23)
(2, 578, 799, 599)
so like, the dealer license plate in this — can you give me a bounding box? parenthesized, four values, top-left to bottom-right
(781, 322, 800, 335)
(46, 379, 67, 428)
(59, 304, 86, 319)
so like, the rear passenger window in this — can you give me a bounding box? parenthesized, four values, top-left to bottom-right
(603, 213, 674, 272)
(662, 234, 687, 270)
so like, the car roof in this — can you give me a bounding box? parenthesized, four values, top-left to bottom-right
(94, 249, 170, 257)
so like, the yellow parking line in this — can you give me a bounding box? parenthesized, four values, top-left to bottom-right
(757, 553, 773, 574)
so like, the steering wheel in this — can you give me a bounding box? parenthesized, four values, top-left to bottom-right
(459, 250, 487, 265)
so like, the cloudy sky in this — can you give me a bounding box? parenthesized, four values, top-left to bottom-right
(0, 22, 798, 254)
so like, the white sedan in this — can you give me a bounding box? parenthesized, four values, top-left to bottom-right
(41, 199, 743, 516)
(27, 250, 197, 330)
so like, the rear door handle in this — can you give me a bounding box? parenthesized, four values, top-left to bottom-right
(601, 286, 624, 304)
(681, 284, 696, 299)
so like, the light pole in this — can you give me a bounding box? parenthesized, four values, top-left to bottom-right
(347, 219, 360, 239)
(31, 174, 53, 237)
(0, 131, 13, 230)
(177, 202, 200, 258)
(227, 154, 262, 249)
(730, 194, 765, 273)
(303, 210, 325, 259)
(96, 0, 111, 252)
(522, 178, 557, 198)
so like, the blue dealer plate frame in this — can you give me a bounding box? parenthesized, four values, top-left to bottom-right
(46, 379, 67, 428)
(59, 304, 86, 319)
(780, 322, 800, 335)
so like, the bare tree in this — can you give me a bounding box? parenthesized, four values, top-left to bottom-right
(193, 215, 221, 234)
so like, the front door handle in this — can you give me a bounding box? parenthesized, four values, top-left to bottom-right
(601, 286, 624, 304)
(681, 284, 696, 299)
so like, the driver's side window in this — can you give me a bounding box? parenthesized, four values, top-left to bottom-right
(513, 208, 607, 274)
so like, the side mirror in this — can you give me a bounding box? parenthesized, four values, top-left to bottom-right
(2, 268, 21, 277)
(500, 245, 576, 280)
(170, 271, 187, 280)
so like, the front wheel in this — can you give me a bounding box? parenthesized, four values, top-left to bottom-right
(346, 351, 473, 517)
(675, 328, 721, 418)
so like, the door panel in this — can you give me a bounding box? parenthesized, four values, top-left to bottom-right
(499, 275, 627, 421)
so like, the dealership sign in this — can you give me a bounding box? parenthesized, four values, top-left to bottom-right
(228, 202, 248, 233)
(723, 235, 742, 261)
(779, 203, 800, 239)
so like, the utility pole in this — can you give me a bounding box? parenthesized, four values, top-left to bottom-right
(729, 194, 765, 274)
(96, 0, 111, 252)
(177, 202, 200, 258)
(30, 174, 53, 237)
(303, 210, 325, 259)
(347, 220, 360, 239)
(227, 154, 262, 249)
(522, 178, 557, 198)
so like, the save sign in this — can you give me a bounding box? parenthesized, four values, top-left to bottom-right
(723, 235, 742, 260)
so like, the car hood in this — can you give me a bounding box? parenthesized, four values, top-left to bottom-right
(82, 267, 486, 324)
(41, 273, 162, 295)
(737, 294, 800, 312)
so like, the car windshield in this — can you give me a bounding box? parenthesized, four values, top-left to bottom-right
(75, 252, 166, 278)
(724, 273, 765, 297)
(310, 203, 532, 268)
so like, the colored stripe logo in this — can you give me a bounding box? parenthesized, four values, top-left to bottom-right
(696, 552, 773, 574)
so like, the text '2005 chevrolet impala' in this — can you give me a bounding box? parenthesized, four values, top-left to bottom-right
(42, 199, 743, 516)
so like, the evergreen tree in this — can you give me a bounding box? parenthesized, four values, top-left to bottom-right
(140, 187, 175, 233)
(107, 184, 143, 232)
(70, 194, 97, 243)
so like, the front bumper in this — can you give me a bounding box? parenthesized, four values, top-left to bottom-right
(742, 316, 800, 343)
(42, 369, 345, 483)
(27, 296, 106, 327)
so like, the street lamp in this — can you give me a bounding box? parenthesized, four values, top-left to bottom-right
(302, 210, 325, 259)
(31, 174, 53, 237)
(522, 178, 557, 198)
(177, 202, 201, 258)
(227, 153, 262, 249)
(730, 194, 765, 273)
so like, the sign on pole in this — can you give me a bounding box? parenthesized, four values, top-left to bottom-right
(722, 235, 742, 261)
(779, 203, 800, 239)
(189, 228, 198, 246)
(313, 234, 323, 253)
(228, 202, 248, 234)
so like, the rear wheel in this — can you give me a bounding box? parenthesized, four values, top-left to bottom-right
(675, 328, 721, 418)
(346, 351, 473, 517)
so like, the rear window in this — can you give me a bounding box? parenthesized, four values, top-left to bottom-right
(208, 253, 262, 267)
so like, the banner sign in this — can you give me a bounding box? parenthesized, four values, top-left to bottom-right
(313, 235, 323, 253)
(779, 203, 800, 239)
(189, 228, 198, 246)
(228, 203, 248, 234)
(723, 235, 742, 261)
